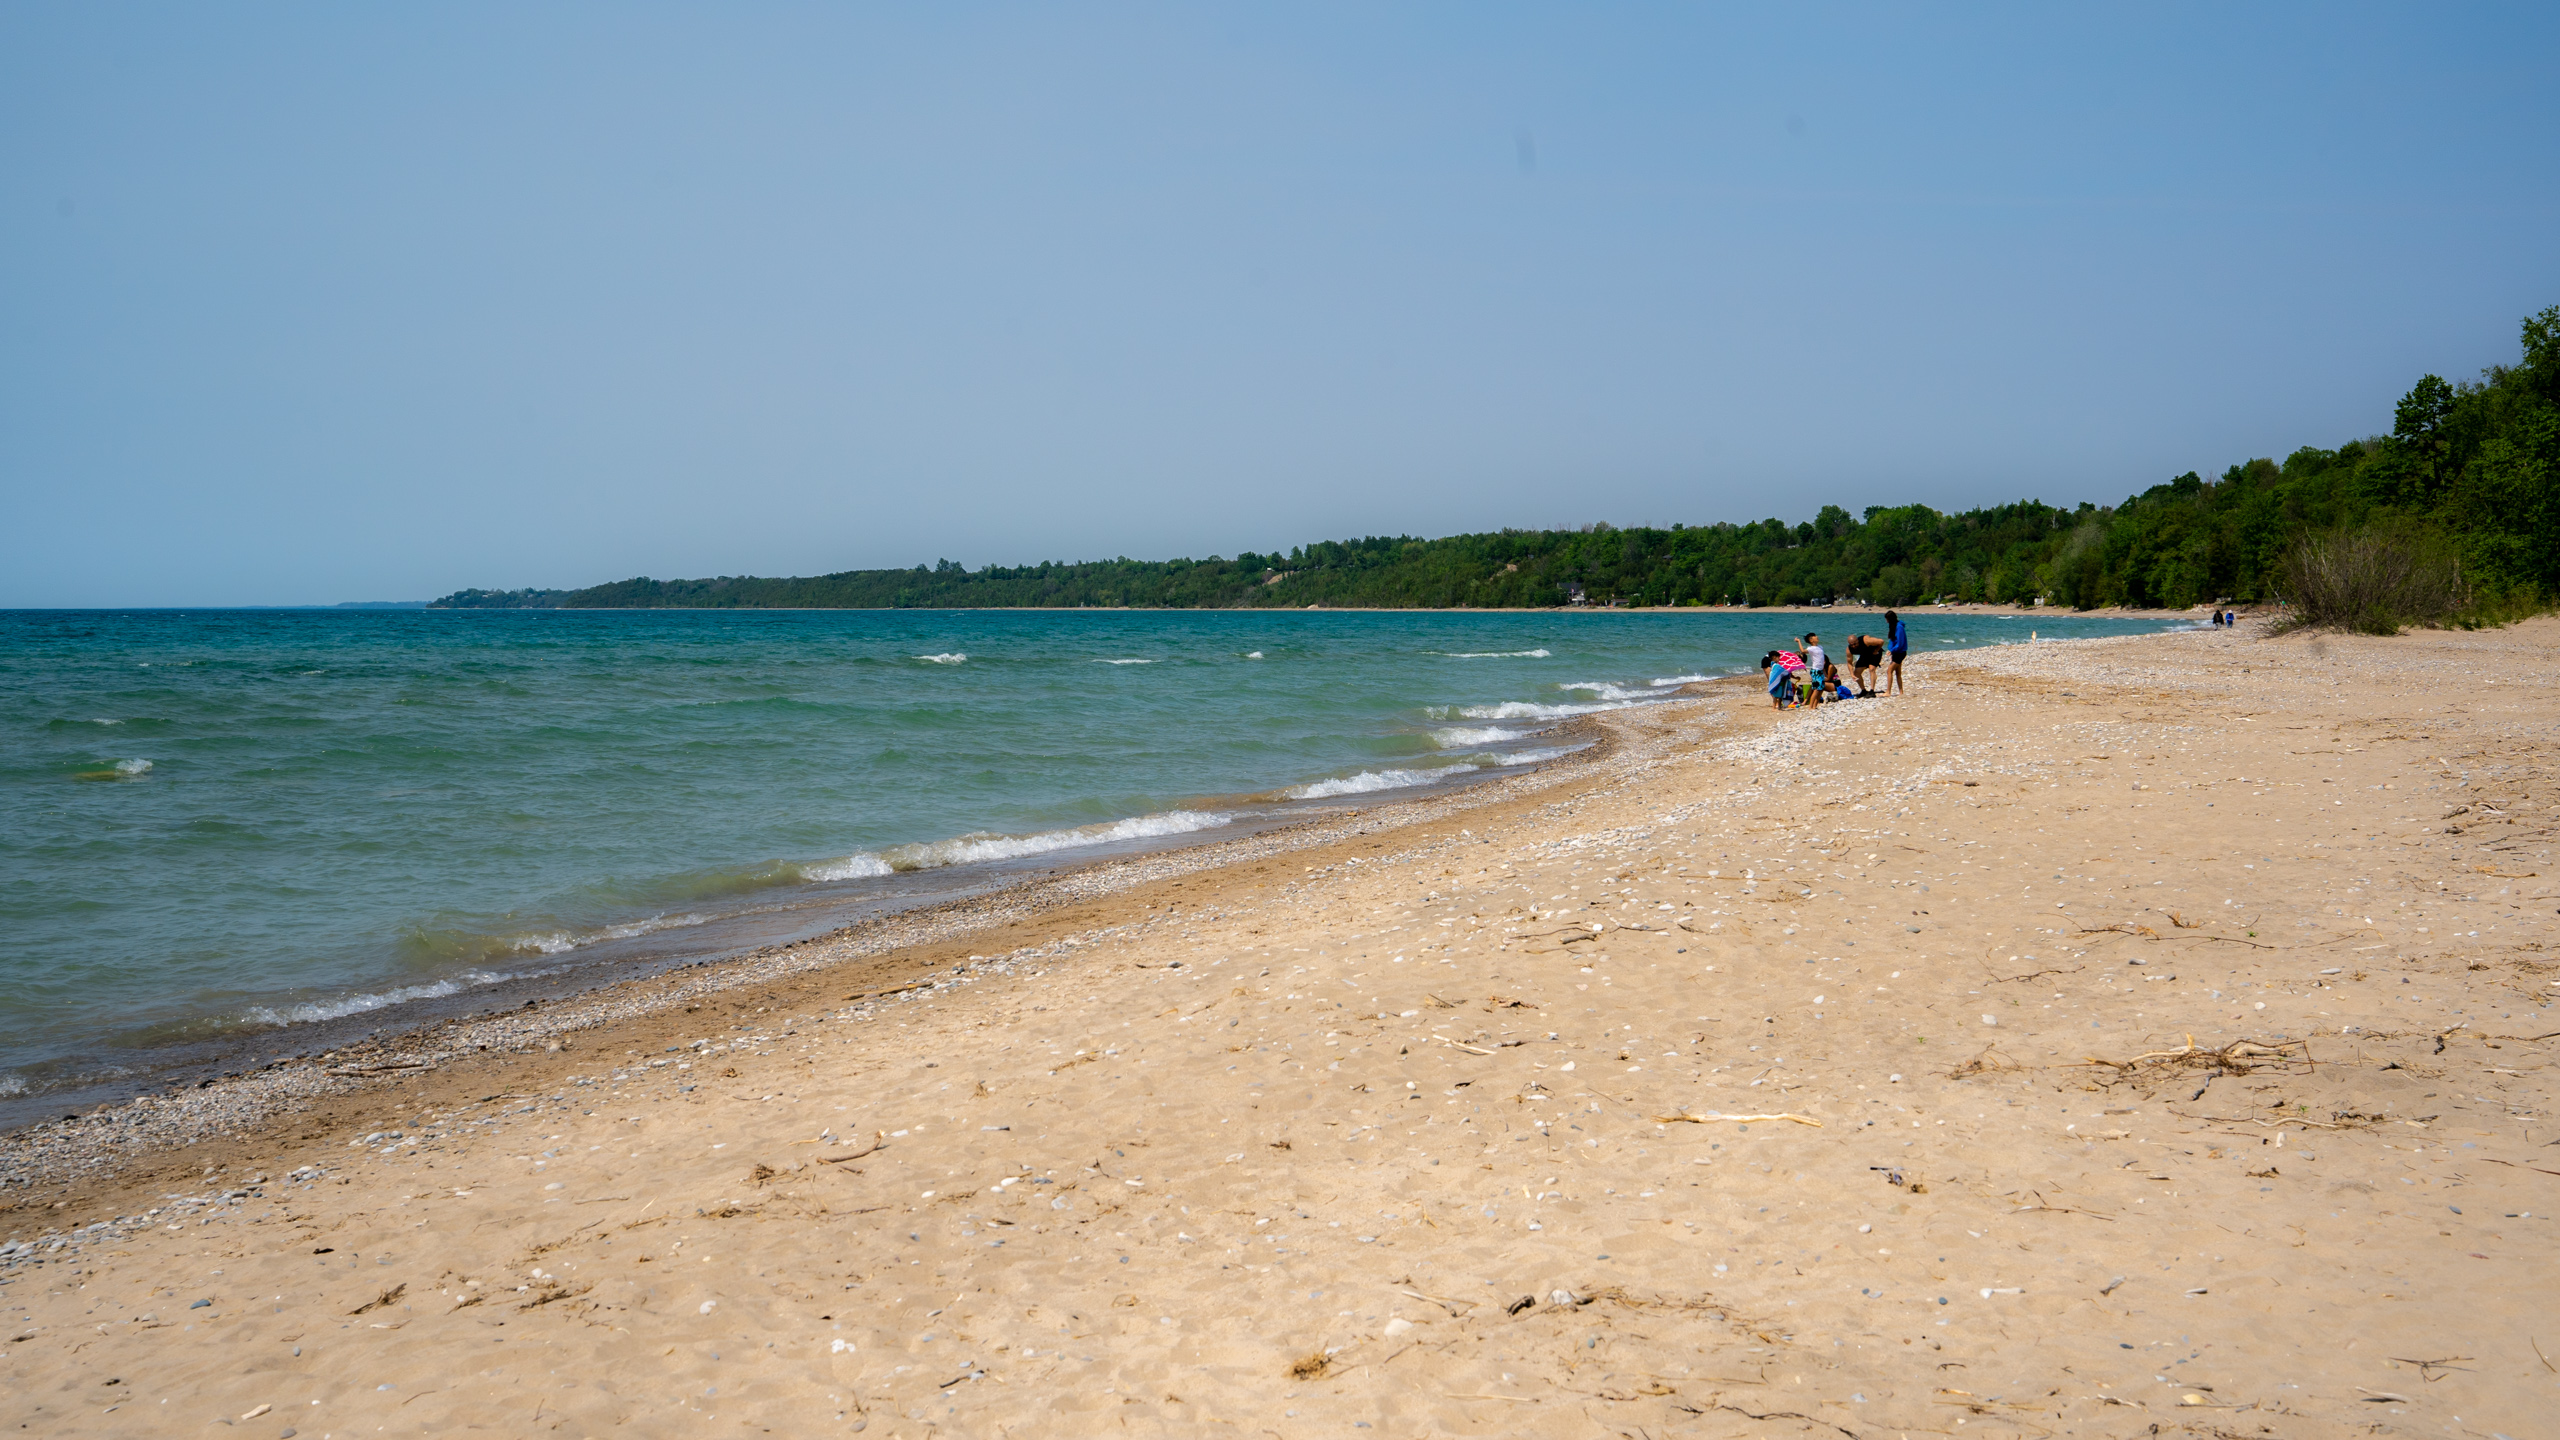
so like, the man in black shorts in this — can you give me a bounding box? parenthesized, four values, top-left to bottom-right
(1844, 631, 1888, 696)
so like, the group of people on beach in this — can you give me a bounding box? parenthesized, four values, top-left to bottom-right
(1765, 611, 1906, 708)
(2208, 609, 2239, 626)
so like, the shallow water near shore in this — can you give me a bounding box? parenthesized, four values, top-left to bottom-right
(0, 606, 2180, 1105)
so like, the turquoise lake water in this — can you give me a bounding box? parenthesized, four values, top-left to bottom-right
(0, 607, 2185, 1106)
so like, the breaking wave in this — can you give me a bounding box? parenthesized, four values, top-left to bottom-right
(1287, 767, 1454, 799)
(507, 911, 714, 956)
(240, 970, 519, 1029)
(1439, 648, 1550, 658)
(810, 810, 1231, 877)
(915, 653, 968, 664)
(1439, 700, 1617, 721)
(1431, 725, 1523, 747)
(1494, 743, 1587, 766)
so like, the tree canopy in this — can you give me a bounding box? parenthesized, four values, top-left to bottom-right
(438, 306, 2557, 615)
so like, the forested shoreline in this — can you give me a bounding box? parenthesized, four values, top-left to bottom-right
(438, 307, 2556, 616)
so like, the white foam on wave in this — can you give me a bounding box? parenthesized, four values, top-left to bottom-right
(114, 758, 153, 776)
(915, 653, 968, 664)
(1558, 680, 1654, 701)
(814, 810, 1232, 877)
(1431, 725, 1523, 747)
(1494, 743, 1589, 766)
(1287, 767, 1454, 800)
(1244, 651, 1264, 659)
(1439, 648, 1550, 658)
(1445, 700, 1616, 721)
(90, 717, 123, 725)
(1651, 673, 1713, 686)
(240, 970, 517, 1029)
(803, 852, 896, 881)
(511, 911, 715, 956)
(1095, 658, 1155, 665)
(0, 1073, 25, 1098)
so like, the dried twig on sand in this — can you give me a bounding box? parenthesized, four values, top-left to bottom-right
(1702, 1404, 1858, 1438)
(1949, 1046, 2026, 1078)
(349, 1283, 406, 1316)
(2080, 1036, 2308, 1081)
(2078, 922, 2160, 939)
(1986, 962, 2082, 983)
(1654, 1111, 1821, 1127)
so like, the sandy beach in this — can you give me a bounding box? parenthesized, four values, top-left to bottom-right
(5, 616, 2555, 1438)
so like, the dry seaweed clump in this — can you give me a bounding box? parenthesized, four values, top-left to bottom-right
(1287, 1349, 1332, 1380)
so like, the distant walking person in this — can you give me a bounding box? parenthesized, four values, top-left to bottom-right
(1884, 610, 1908, 695)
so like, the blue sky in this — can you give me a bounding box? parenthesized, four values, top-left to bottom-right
(4, 4, 2555, 605)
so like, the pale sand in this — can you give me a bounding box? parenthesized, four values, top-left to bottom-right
(5, 618, 2556, 1437)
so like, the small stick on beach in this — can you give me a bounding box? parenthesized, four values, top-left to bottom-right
(820, 1134, 888, 1163)
(1654, 1111, 1821, 1127)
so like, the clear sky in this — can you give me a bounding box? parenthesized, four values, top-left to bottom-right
(4, 5, 2555, 606)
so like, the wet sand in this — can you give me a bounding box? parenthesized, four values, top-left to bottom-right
(4, 616, 2555, 1438)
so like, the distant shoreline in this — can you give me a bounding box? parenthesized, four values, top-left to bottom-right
(411, 602, 2223, 619)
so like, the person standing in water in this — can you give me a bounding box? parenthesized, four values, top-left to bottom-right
(1884, 610, 1908, 695)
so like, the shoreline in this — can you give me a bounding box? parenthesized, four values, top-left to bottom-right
(20, 602, 2178, 1131)
(0, 700, 1656, 1187)
(0, 605, 2196, 1164)
(405, 603, 2221, 617)
(0, 731, 1613, 1134)
(3, 616, 2553, 1436)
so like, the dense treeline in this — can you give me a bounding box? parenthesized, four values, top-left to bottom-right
(438, 307, 2557, 615)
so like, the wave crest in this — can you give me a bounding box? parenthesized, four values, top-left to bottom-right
(1431, 725, 1523, 747)
(813, 810, 1231, 876)
(1439, 648, 1550, 658)
(915, 653, 968, 664)
(1443, 700, 1615, 721)
(507, 911, 713, 956)
(1495, 743, 1587, 766)
(240, 970, 517, 1029)
(1287, 767, 1451, 799)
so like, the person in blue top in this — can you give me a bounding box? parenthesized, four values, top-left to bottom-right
(1884, 610, 1909, 696)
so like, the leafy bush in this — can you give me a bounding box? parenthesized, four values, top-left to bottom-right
(2276, 524, 2461, 634)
